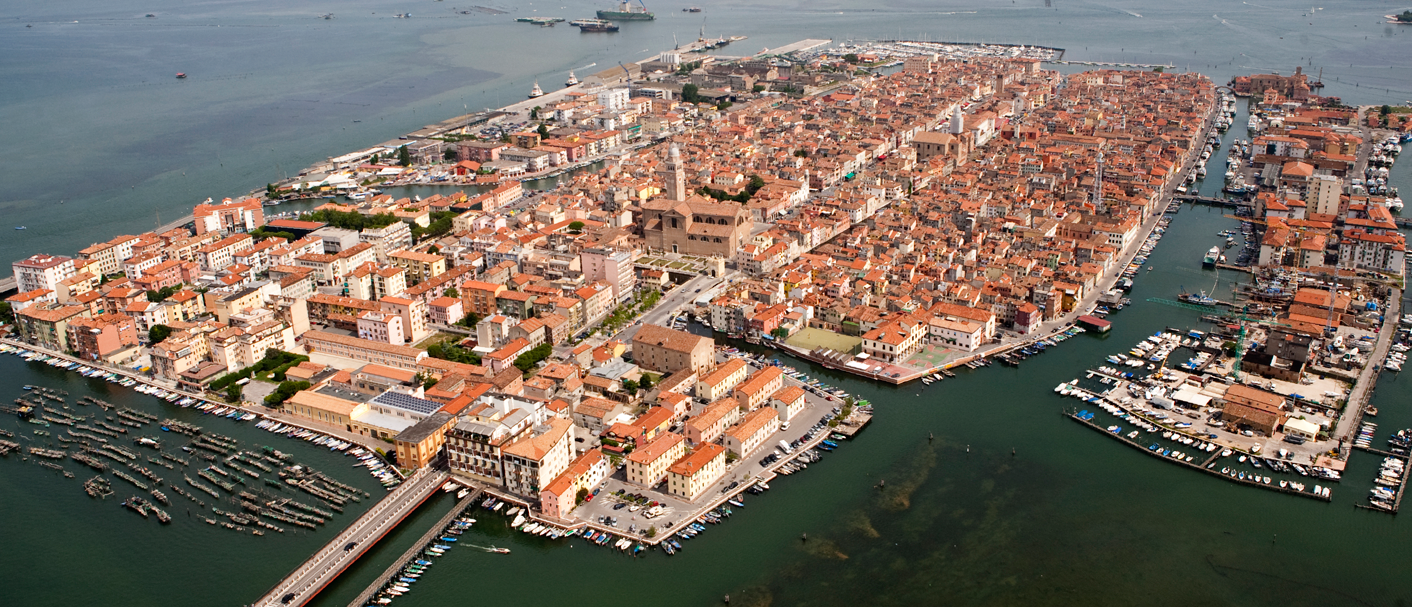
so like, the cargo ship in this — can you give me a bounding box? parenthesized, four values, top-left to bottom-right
(572, 18, 620, 31)
(598, 0, 654, 20)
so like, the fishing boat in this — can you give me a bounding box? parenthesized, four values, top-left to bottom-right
(1202, 246, 1219, 267)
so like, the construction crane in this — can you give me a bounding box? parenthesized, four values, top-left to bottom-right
(1146, 297, 1291, 380)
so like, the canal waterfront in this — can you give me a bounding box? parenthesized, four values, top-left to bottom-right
(0, 353, 390, 607)
(0, 198, 1408, 606)
(294, 209, 1412, 606)
(4, 1, 1412, 604)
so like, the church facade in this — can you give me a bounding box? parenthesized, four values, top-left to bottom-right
(639, 145, 752, 257)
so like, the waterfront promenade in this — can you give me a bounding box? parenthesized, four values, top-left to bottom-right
(1331, 289, 1403, 446)
(252, 466, 448, 607)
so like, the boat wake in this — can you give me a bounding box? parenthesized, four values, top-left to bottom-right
(468, 544, 511, 554)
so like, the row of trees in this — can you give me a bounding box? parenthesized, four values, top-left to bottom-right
(301, 208, 400, 232)
(209, 349, 309, 390)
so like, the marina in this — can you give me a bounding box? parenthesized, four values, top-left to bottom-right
(0, 339, 400, 548)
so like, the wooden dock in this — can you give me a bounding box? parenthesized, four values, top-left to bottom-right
(833, 411, 873, 438)
(1066, 411, 1331, 502)
(345, 488, 482, 607)
(1353, 444, 1409, 460)
(1392, 469, 1409, 514)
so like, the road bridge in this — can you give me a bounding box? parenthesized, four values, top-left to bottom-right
(251, 467, 449, 607)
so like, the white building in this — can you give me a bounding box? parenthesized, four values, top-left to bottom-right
(597, 88, 630, 111)
(12, 254, 75, 294)
(357, 310, 405, 345)
(928, 317, 985, 351)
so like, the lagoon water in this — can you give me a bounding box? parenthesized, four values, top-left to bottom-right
(2, 1, 1412, 605)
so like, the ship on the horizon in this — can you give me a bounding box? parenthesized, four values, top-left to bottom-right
(598, 0, 654, 21)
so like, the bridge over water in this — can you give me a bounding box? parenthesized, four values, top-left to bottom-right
(251, 467, 449, 607)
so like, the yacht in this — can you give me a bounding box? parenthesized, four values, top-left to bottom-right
(1202, 246, 1220, 267)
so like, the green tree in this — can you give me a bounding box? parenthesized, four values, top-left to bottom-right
(644, 526, 657, 538)
(443, 148, 458, 161)
(530, 106, 541, 120)
(250, 228, 296, 242)
(266, 183, 279, 199)
(264, 380, 310, 407)
(224, 384, 243, 404)
(512, 343, 554, 373)
(500, 133, 512, 143)
(752, 84, 765, 93)
(370, 153, 380, 164)
(716, 101, 733, 111)
(537, 123, 550, 138)
(427, 342, 482, 365)
(443, 287, 459, 298)
(148, 324, 173, 345)
(638, 374, 654, 391)
(301, 209, 399, 231)
(0, 301, 12, 325)
(576, 487, 589, 505)
(681, 83, 700, 104)
(794, 149, 808, 158)
(844, 53, 859, 63)
(398, 144, 412, 167)
(1381, 105, 1392, 116)
(622, 379, 639, 395)
(771, 327, 790, 339)
(568, 221, 585, 233)
(145, 285, 180, 302)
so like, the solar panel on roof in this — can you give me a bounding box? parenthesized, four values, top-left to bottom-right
(372, 391, 442, 415)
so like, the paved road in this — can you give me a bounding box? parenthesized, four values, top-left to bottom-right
(1331, 288, 1402, 445)
(609, 274, 722, 346)
(253, 467, 447, 607)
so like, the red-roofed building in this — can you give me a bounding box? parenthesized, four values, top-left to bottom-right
(665, 443, 727, 501)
